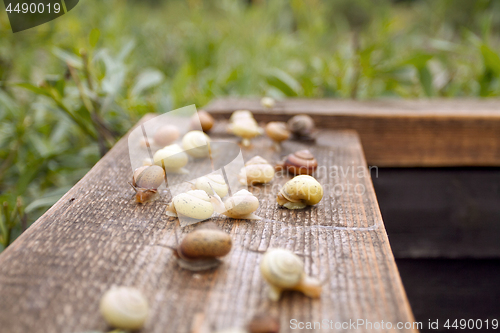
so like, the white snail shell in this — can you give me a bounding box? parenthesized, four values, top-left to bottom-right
(153, 125, 180, 146)
(260, 248, 322, 301)
(194, 174, 229, 198)
(153, 144, 189, 172)
(99, 286, 149, 330)
(167, 190, 214, 220)
(238, 156, 275, 185)
(260, 97, 276, 108)
(182, 130, 211, 158)
(228, 110, 263, 146)
(222, 190, 260, 220)
(277, 175, 323, 209)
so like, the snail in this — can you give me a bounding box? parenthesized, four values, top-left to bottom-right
(260, 97, 276, 109)
(153, 144, 189, 173)
(247, 313, 280, 333)
(277, 175, 323, 209)
(238, 156, 275, 185)
(275, 150, 318, 175)
(194, 174, 229, 198)
(100, 286, 149, 330)
(182, 130, 211, 158)
(190, 110, 215, 132)
(170, 222, 232, 271)
(228, 110, 263, 147)
(153, 124, 180, 147)
(287, 114, 315, 140)
(129, 165, 165, 203)
(133, 165, 164, 189)
(265, 122, 290, 151)
(260, 248, 322, 301)
(166, 190, 214, 220)
(210, 189, 261, 220)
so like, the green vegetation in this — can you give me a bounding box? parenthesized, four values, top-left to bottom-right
(0, 0, 500, 249)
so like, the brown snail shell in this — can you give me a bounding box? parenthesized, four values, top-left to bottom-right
(275, 150, 318, 175)
(265, 122, 290, 144)
(190, 110, 214, 132)
(173, 223, 232, 271)
(287, 115, 315, 139)
(132, 165, 165, 189)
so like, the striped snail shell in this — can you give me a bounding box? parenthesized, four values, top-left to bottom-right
(276, 150, 318, 175)
(99, 286, 149, 330)
(238, 156, 275, 185)
(260, 248, 322, 301)
(277, 175, 323, 209)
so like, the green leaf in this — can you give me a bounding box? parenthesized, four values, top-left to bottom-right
(52, 47, 83, 69)
(418, 65, 434, 97)
(130, 69, 164, 97)
(480, 44, 500, 76)
(266, 68, 303, 96)
(15, 83, 52, 97)
(89, 28, 101, 48)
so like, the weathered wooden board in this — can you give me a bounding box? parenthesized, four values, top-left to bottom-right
(0, 119, 417, 333)
(205, 98, 500, 167)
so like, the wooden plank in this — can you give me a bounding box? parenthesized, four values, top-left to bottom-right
(0, 118, 417, 333)
(205, 98, 500, 167)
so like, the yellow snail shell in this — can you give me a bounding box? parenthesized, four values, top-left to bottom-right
(228, 110, 263, 147)
(194, 174, 229, 198)
(238, 156, 275, 185)
(275, 150, 318, 176)
(153, 124, 180, 147)
(260, 248, 322, 301)
(265, 122, 290, 143)
(190, 110, 214, 132)
(166, 190, 214, 220)
(99, 286, 149, 330)
(211, 189, 261, 220)
(182, 130, 211, 158)
(277, 175, 323, 209)
(132, 165, 164, 189)
(153, 144, 189, 173)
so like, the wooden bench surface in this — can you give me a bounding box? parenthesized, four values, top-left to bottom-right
(0, 118, 417, 333)
(205, 98, 500, 167)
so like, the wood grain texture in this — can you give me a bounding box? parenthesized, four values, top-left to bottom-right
(205, 98, 500, 167)
(0, 118, 417, 333)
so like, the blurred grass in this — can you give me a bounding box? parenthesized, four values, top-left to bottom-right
(0, 0, 500, 249)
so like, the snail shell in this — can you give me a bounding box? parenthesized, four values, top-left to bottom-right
(260, 97, 276, 109)
(215, 189, 261, 220)
(166, 190, 214, 220)
(238, 156, 275, 185)
(276, 150, 318, 175)
(178, 227, 232, 260)
(277, 175, 323, 209)
(153, 124, 180, 147)
(132, 165, 165, 189)
(194, 174, 229, 198)
(287, 114, 315, 138)
(153, 144, 189, 172)
(190, 110, 214, 132)
(228, 110, 263, 147)
(265, 122, 290, 143)
(100, 286, 149, 330)
(139, 137, 154, 149)
(182, 130, 211, 158)
(260, 248, 322, 301)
